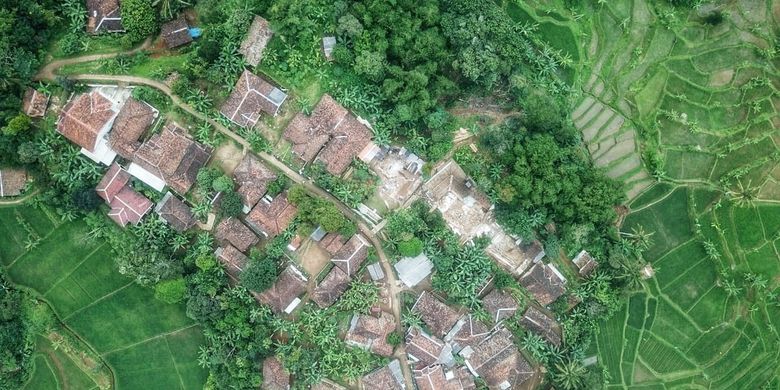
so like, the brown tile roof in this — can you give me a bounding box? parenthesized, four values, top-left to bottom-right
(482, 289, 519, 324)
(405, 328, 453, 368)
(519, 263, 566, 306)
(216, 244, 249, 282)
(109, 98, 156, 159)
(413, 365, 476, 390)
(360, 360, 405, 390)
(160, 14, 192, 48)
(58, 91, 117, 152)
(86, 0, 123, 34)
(311, 379, 346, 390)
(446, 315, 490, 351)
(0, 169, 28, 197)
(96, 163, 130, 202)
(331, 234, 369, 276)
(282, 94, 373, 175)
(233, 154, 277, 209)
(320, 233, 346, 255)
(412, 291, 460, 337)
(246, 192, 297, 238)
(22, 89, 49, 117)
(220, 70, 286, 127)
(132, 123, 211, 194)
(572, 250, 598, 277)
(463, 328, 533, 389)
(155, 192, 194, 232)
(345, 312, 396, 357)
(239, 16, 273, 66)
(262, 357, 290, 390)
(257, 265, 307, 313)
(107, 186, 153, 227)
(214, 217, 258, 253)
(519, 306, 561, 347)
(311, 266, 351, 308)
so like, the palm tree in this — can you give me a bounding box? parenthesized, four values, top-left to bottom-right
(553, 359, 587, 390)
(723, 279, 742, 297)
(153, 0, 191, 20)
(728, 180, 758, 208)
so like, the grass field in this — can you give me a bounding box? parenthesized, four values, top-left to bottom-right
(1, 205, 207, 390)
(24, 337, 100, 390)
(572, 0, 780, 387)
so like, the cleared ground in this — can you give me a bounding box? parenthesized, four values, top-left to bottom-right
(2, 205, 207, 390)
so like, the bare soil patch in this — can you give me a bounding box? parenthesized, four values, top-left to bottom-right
(297, 239, 332, 276)
(211, 142, 244, 174)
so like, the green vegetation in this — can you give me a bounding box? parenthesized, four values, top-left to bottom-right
(1, 205, 207, 389)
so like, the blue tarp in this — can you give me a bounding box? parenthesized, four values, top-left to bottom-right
(188, 27, 202, 38)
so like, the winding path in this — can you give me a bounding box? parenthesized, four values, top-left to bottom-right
(36, 53, 414, 388)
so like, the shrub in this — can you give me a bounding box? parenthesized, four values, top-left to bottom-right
(219, 190, 243, 218)
(386, 332, 402, 346)
(397, 237, 424, 257)
(241, 257, 278, 292)
(122, 0, 159, 43)
(155, 278, 187, 303)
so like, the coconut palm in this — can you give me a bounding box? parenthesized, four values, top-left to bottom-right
(728, 180, 758, 208)
(553, 359, 587, 390)
(153, 0, 191, 20)
(723, 279, 742, 297)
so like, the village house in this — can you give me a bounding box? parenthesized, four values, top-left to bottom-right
(86, 0, 124, 34)
(311, 266, 351, 308)
(394, 253, 434, 288)
(460, 328, 534, 390)
(282, 94, 374, 176)
(220, 70, 287, 128)
(519, 306, 562, 347)
(239, 16, 274, 67)
(413, 365, 476, 390)
(108, 97, 158, 160)
(322, 36, 336, 61)
(572, 250, 599, 277)
(22, 88, 49, 118)
(412, 291, 461, 338)
(232, 154, 278, 212)
(360, 359, 406, 390)
(215, 244, 248, 283)
(368, 146, 425, 210)
(311, 379, 346, 390)
(519, 262, 567, 306)
(481, 289, 519, 325)
(331, 234, 370, 276)
(405, 327, 455, 368)
(422, 160, 543, 276)
(0, 169, 28, 197)
(262, 356, 290, 390)
(129, 123, 212, 193)
(246, 192, 297, 238)
(257, 264, 307, 314)
(213, 217, 259, 253)
(57, 90, 122, 165)
(445, 314, 491, 353)
(160, 14, 192, 49)
(345, 311, 396, 357)
(96, 163, 153, 227)
(315, 231, 347, 255)
(154, 192, 195, 232)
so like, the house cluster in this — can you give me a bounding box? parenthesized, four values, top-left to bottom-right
(56, 86, 209, 228)
(86, 0, 196, 50)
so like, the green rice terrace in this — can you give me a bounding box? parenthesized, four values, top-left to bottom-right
(0, 205, 206, 389)
(564, 0, 780, 387)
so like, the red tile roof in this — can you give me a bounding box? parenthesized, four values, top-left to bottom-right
(311, 266, 351, 308)
(481, 289, 519, 324)
(214, 217, 259, 253)
(405, 328, 451, 368)
(464, 328, 533, 389)
(107, 186, 153, 227)
(22, 89, 49, 117)
(109, 98, 156, 159)
(155, 192, 194, 232)
(519, 306, 561, 347)
(519, 263, 566, 306)
(233, 154, 277, 209)
(257, 265, 307, 313)
(446, 315, 490, 350)
(220, 70, 286, 127)
(246, 192, 297, 238)
(132, 123, 211, 194)
(412, 291, 461, 337)
(320, 233, 346, 255)
(360, 360, 405, 390)
(283, 94, 373, 175)
(96, 163, 130, 202)
(345, 312, 396, 357)
(331, 234, 369, 276)
(413, 365, 476, 390)
(58, 91, 116, 152)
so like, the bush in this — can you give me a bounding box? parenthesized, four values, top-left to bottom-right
(132, 86, 170, 110)
(155, 278, 187, 303)
(397, 237, 424, 257)
(2, 114, 31, 137)
(122, 0, 159, 43)
(212, 175, 234, 192)
(60, 32, 84, 56)
(219, 190, 243, 218)
(386, 332, 402, 346)
(241, 257, 278, 292)
(195, 255, 216, 271)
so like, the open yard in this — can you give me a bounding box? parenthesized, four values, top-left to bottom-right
(2, 205, 207, 390)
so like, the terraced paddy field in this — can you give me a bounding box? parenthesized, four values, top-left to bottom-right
(566, 0, 780, 386)
(1, 205, 207, 390)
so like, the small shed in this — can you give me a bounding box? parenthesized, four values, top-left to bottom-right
(394, 253, 433, 288)
(322, 36, 336, 61)
(160, 15, 192, 48)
